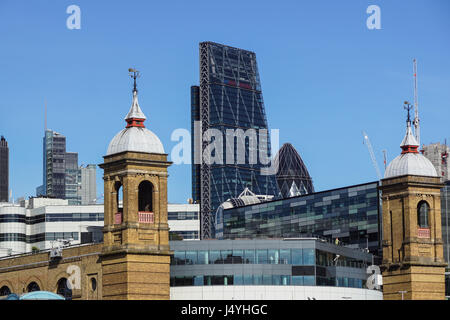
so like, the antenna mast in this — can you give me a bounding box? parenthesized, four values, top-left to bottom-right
(413, 59, 420, 146)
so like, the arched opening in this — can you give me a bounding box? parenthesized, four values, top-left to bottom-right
(0, 285, 11, 296)
(56, 278, 72, 300)
(417, 201, 430, 228)
(26, 282, 40, 293)
(138, 181, 153, 212)
(115, 181, 123, 213)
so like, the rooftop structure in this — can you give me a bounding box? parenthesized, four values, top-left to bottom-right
(384, 104, 437, 179)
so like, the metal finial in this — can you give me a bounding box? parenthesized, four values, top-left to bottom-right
(128, 68, 140, 93)
(404, 101, 412, 125)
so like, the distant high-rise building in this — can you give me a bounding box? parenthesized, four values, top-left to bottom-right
(0, 136, 8, 202)
(423, 142, 450, 182)
(79, 164, 97, 205)
(274, 143, 314, 198)
(65, 152, 80, 205)
(193, 42, 279, 239)
(42, 129, 67, 199)
(38, 129, 98, 205)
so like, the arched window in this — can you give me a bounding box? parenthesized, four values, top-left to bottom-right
(56, 278, 72, 300)
(115, 181, 123, 213)
(0, 286, 11, 296)
(27, 282, 40, 292)
(138, 181, 153, 212)
(417, 201, 430, 228)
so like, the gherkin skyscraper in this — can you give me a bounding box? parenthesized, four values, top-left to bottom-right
(274, 143, 314, 198)
(192, 42, 279, 239)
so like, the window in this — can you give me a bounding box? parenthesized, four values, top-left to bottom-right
(292, 249, 303, 265)
(268, 249, 279, 264)
(27, 282, 40, 292)
(91, 278, 97, 291)
(138, 181, 153, 212)
(280, 249, 291, 264)
(256, 249, 267, 264)
(244, 250, 255, 264)
(417, 201, 430, 228)
(57, 278, 72, 299)
(303, 248, 315, 265)
(0, 286, 11, 296)
(198, 251, 208, 265)
(185, 251, 197, 265)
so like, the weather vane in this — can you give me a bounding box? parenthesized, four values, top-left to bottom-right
(403, 101, 412, 124)
(128, 68, 140, 93)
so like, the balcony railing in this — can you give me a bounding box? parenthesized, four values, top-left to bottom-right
(418, 228, 430, 238)
(138, 212, 154, 224)
(114, 212, 122, 225)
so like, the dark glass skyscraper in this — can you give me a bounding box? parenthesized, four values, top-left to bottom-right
(193, 42, 279, 239)
(0, 136, 9, 202)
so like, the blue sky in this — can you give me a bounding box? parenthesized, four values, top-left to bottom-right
(0, 0, 449, 203)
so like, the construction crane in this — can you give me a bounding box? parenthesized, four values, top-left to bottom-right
(413, 59, 420, 146)
(362, 131, 382, 180)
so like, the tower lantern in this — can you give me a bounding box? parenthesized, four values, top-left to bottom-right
(99, 68, 172, 300)
(380, 103, 446, 300)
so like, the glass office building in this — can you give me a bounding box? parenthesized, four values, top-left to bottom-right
(194, 41, 279, 239)
(170, 239, 372, 288)
(41, 130, 68, 199)
(216, 181, 381, 259)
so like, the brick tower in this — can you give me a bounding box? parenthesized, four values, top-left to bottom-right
(100, 69, 172, 300)
(380, 104, 446, 300)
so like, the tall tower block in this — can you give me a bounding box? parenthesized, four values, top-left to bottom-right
(100, 69, 172, 300)
(380, 104, 446, 300)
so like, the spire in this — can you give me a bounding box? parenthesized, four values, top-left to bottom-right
(400, 102, 419, 154)
(125, 68, 146, 128)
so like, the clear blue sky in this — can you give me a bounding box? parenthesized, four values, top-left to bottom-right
(0, 0, 449, 203)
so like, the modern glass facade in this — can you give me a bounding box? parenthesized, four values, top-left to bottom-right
(217, 181, 381, 258)
(43, 130, 67, 199)
(170, 239, 372, 289)
(195, 42, 279, 239)
(65, 152, 80, 205)
(275, 143, 314, 198)
(191, 86, 201, 205)
(0, 137, 8, 203)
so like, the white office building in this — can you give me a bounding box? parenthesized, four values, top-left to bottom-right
(0, 199, 200, 257)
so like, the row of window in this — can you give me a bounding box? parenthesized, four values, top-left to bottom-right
(170, 275, 364, 288)
(168, 212, 199, 220)
(0, 213, 104, 224)
(0, 232, 79, 243)
(169, 231, 199, 240)
(171, 248, 316, 266)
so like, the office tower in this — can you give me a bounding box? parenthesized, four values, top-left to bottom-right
(0, 136, 8, 202)
(274, 143, 314, 198)
(423, 142, 450, 182)
(193, 42, 279, 239)
(40, 129, 83, 203)
(79, 164, 97, 205)
(65, 152, 80, 205)
(42, 130, 67, 199)
(191, 86, 201, 204)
